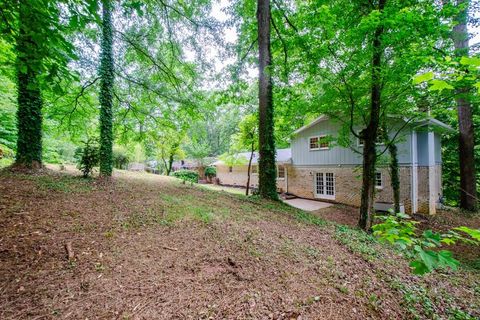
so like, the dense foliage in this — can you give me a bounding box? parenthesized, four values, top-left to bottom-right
(373, 212, 480, 274)
(76, 138, 99, 178)
(172, 169, 199, 183)
(0, 0, 478, 212)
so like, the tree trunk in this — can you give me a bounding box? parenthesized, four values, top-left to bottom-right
(15, 0, 43, 168)
(99, 0, 115, 177)
(257, 0, 277, 200)
(246, 141, 255, 196)
(388, 142, 401, 213)
(167, 153, 174, 176)
(358, 0, 386, 230)
(452, 0, 477, 211)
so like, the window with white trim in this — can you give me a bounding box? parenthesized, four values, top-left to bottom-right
(375, 172, 383, 188)
(277, 165, 285, 179)
(309, 135, 330, 150)
(309, 137, 319, 150)
(357, 128, 385, 147)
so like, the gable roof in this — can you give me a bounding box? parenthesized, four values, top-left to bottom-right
(213, 148, 292, 166)
(292, 115, 329, 135)
(293, 114, 453, 135)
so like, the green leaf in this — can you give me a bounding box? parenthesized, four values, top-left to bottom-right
(474, 82, 480, 94)
(418, 249, 437, 271)
(459, 56, 480, 67)
(453, 226, 480, 242)
(413, 71, 434, 84)
(429, 79, 454, 91)
(410, 260, 429, 275)
(437, 250, 459, 270)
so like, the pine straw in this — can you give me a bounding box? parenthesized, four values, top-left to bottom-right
(0, 165, 478, 319)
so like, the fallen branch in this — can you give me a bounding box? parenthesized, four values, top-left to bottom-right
(65, 242, 74, 261)
(161, 245, 178, 251)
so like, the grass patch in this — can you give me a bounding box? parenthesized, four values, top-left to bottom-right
(32, 175, 93, 193)
(334, 225, 380, 261)
(119, 208, 168, 229)
(294, 210, 328, 227)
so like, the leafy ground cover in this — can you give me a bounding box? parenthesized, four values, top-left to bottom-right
(0, 166, 478, 319)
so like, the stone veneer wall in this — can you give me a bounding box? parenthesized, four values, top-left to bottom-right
(286, 165, 416, 213)
(216, 164, 287, 192)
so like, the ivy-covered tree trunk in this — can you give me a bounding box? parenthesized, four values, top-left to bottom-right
(359, 0, 386, 230)
(257, 0, 277, 200)
(388, 142, 401, 213)
(99, 0, 115, 176)
(15, 1, 43, 168)
(452, 0, 477, 211)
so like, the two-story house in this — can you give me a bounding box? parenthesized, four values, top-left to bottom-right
(215, 115, 452, 214)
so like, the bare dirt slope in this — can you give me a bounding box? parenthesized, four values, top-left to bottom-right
(0, 167, 478, 319)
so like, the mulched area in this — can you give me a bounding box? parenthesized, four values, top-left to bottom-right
(0, 167, 479, 319)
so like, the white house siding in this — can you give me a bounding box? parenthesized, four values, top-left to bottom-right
(216, 164, 287, 193)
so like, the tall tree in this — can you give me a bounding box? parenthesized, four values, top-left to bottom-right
(257, 0, 277, 200)
(14, 0, 43, 168)
(452, 0, 477, 211)
(98, 0, 114, 176)
(358, 0, 387, 230)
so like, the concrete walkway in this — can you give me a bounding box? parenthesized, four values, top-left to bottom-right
(283, 198, 333, 211)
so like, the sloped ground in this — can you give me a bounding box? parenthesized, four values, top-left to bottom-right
(0, 166, 478, 319)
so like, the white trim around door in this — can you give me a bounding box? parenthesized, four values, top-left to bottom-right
(314, 172, 335, 200)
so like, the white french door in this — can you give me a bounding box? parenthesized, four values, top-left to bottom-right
(314, 172, 335, 200)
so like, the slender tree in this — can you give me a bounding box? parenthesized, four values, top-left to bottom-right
(451, 0, 477, 211)
(257, 0, 277, 200)
(358, 0, 387, 230)
(15, 0, 43, 168)
(99, 0, 114, 176)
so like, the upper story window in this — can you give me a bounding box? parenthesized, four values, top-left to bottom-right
(309, 135, 329, 150)
(228, 166, 233, 173)
(358, 127, 386, 147)
(277, 165, 285, 179)
(375, 171, 383, 188)
(251, 165, 258, 174)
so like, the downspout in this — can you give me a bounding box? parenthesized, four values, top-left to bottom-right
(427, 130, 436, 214)
(285, 162, 289, 193)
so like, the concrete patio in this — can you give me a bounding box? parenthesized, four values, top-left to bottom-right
(283, 198, 333, 211)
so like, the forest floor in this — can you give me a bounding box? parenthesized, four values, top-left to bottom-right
(0, 166, 479, 319)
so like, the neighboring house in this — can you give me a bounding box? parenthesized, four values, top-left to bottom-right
(215, 115, 452, 215)
(214, 149, 292, 193)
(172, 157, 217, 179)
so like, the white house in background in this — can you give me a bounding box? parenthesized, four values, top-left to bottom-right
(213, 149, 292, 192)
(215, 115, 452, 214)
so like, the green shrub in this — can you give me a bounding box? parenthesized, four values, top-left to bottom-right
(113, 147, 130, 169)
(76, 138, 99, 178)
(373, 212, 480, 275)
(204, 166, 216, 178)
(0, 143, 14, 159)
(172, 169, 199, 183)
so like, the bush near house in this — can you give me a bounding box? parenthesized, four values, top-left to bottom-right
(172, 169, 199, 183)
(205, 166, 217, 183)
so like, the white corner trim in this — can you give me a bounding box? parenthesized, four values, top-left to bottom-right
(411, 130, 418, 213)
